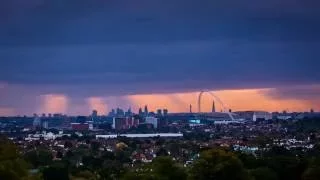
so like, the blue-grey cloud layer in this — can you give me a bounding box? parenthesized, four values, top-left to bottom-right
(265, 85, 320, 100)
(1, 0, 320, 45)
(1, 0, 320, 97)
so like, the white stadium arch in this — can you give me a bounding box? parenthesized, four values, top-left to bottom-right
(197, 90, 235, 121)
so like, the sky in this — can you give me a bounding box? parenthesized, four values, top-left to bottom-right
(0, 0, 320, 116)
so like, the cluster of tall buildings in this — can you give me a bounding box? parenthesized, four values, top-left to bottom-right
(136, 106, 168, 117)
(108, 108, 133, 117)
(31, 106, 170, 131)
(26, 105, 320, 132)
(32, 103, 319, 132)
(32, 114, 51, 129)
(108, 106, 169, 130)
(111, 116, 166, 130)
(105, 106, 169, 130)
(112, 117, 140, 130)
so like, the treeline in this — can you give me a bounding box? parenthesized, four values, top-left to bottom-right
(122, 145, 320, 180)
(280, 117, 320, 132)
(1, 136, 320, 180)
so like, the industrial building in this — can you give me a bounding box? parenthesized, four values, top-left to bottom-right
(234, 111, 272, 121)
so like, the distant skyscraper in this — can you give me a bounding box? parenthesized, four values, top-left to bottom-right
(212, 101, 216, 113)
(92, 110, 98, 117)
(42, 120, 48, 129)
(158, 117, 168, 128)
(116, 108, 124, 116)
(108, 109, 116, 117)
(163, 109, 168, 116)
(33, 114, 41, 129)
(62, 117, 71, 129)
(310, 109, 314, 113)
(138, 108, 143, 116)
(144, 105, 149, 116)
(145, 117, 158, 129)
(190, 104, 192, 113)
(91, 110, 98, 121)
(112, 117, 135, 130)
(157, 109, 162, 116)
(125, 107, 132, 116)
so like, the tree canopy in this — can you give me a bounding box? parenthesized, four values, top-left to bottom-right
(189, 149, 252, 180)
(0, 136, 30, 180)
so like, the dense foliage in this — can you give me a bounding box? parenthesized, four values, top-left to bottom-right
(0, 136, 39, 180)
(2, 118, 320, 180)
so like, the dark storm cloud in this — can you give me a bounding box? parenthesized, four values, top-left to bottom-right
(1, 0, 320, 46)
(1, 41, 319, 96)
(0, 83, 42, 114)
(0, 0, 320, 97)
(264, 85, 320, 100)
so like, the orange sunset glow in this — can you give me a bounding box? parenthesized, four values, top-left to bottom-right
(127, 88, 318, 113)
(87, 97, 107, 115)
(37, 94, 68, 114)
(0, 88, 318, 116)
(0, 108, 15, 116)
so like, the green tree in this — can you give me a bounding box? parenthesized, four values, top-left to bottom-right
(189, 149, 252, 180)
(24, 149, 53, 168)
(99, 160, 125, 180)
(90, 141, 100, 152)
(302, 167, 320, 180)
(115, 150, 131, 164)
(236, 152, 262, 169)
(121, 173, 153, 180)
(42, 163, 69, 180)
(122, 156, 187, 180)
(71, 170, 96, 180)
(302, 157, 320, 180)
(82, 155, 103, 170)
(151, 156, 187, 180)
(263, 147, 307, 180)
(250, 167, 278, 180)
(0, 136, 30, 180)
(101, 151, 115, 160)
(156, 148, 169, 157)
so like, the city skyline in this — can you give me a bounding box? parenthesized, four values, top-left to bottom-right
(1, 0, 320, 116)
(0, 87, 319, 116)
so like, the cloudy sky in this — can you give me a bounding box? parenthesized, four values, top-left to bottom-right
(0, 0, 320, 115)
